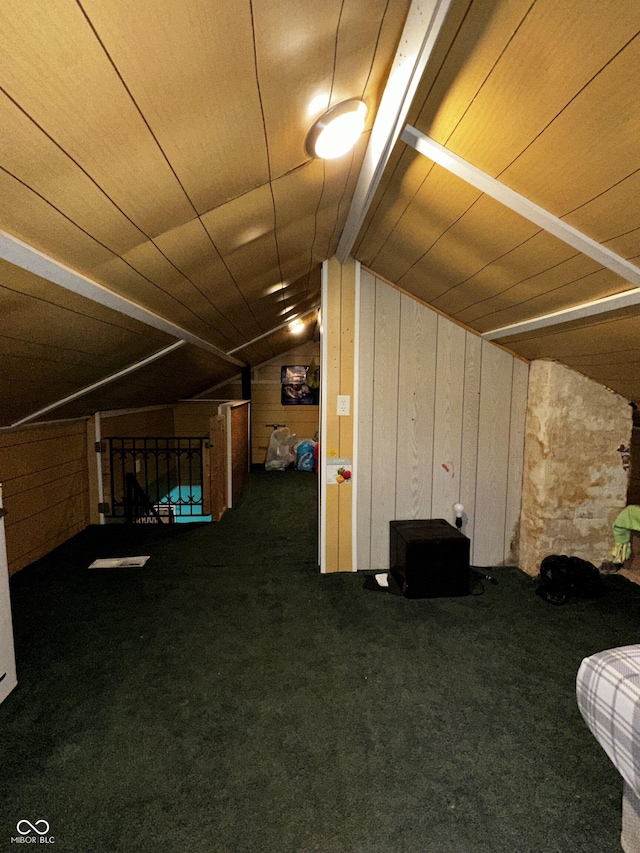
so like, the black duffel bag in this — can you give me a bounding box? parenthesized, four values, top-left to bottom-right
(536, 554, 604, 605)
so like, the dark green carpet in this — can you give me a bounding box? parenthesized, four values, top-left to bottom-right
(2, 470, 638, 852)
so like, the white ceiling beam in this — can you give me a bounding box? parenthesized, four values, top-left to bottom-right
(0, 230, 244, 367)
(401, 125, 640, 291)
(482, 288, 640, 341)
(8, 341, 186, 429)
(336, 0, 456, 262)
(226, 306, 319, 355)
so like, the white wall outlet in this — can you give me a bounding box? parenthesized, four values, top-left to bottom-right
(337, 395, 351, 416)
(135, 458, 142, 473)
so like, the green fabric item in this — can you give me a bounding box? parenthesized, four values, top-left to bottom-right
(612, 504, 640, 561)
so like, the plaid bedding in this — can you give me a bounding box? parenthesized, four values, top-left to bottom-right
(577, 644, 640, 797)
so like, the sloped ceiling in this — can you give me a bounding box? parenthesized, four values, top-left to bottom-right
(2, 0, 640, 429)
(355, 0, 640, 402)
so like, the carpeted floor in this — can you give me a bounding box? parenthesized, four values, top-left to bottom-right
(2, 470, 639, 852)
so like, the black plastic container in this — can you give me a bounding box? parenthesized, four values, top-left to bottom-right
(389, 519, 470, 598)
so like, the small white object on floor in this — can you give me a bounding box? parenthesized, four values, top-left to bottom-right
(375, 573, 389, 587)
(88, 556, 150, 570)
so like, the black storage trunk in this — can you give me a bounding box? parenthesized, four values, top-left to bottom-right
(389, 519, 470, 598)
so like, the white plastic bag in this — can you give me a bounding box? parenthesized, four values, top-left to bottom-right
(265, 427, 298, 470)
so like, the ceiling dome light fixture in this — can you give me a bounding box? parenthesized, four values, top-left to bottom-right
(305, 98, 367, 160)
(288, 318, 305, 335)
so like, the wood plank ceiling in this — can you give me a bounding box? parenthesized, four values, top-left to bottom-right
(355, 0, 640, 402)
(0, 0, 409, 427)
(2, 0, 640, 428)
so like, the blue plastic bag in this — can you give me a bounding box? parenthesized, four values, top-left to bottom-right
(296, 439, 315, 472)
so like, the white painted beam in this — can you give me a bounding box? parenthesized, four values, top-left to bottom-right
(8, 341, 186, 429)
(0, 230, 244, 366)
(482, 288, 640, 340)
(226, 306, 319, 355)
(401, 126, 640, 290)
(336, 0, 455, 262)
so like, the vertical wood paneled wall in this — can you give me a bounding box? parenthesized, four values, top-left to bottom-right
(173, 402, 220, 437)
(0, 421, 90, 575)
(100, 406, 175, 439)
(321, 257, 357, 573)
(357, 271, 529, 570)
(215, 340, 321, 466)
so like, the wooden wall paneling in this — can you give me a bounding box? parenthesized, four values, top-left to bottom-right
(4, 464, 87, 523)
(337, 263, 356, 573)
(216, 400, 250, 507)
(356, 270, 376, 569)
(473, 341, 514, 566)
(431, 315, 465, 522)
(99, 407, 175, 439)
(2, 455, 87, 506)
(0, 0, 194, 237)
(504, 358, 529, 563)
(0, 422, 89, 575)
(0, 426, 87, 482)
(240, 339, 320, 465)
(252, 406, 318, 465)
(212, 377, 244, 400)
(354, 277, 528, 574)
(6, 498, 88, 576)
(369, 278, 401, 570)
(173, 402, 219, 438)
(395, 294, 437, 520)
(323, 259, 343, 572)
(230, 403, 250, 504)
(320, 258, 357, 572)
(209, 414, 227, 521)
(459, 331, 481, 561)
(219, 403, 233, 511)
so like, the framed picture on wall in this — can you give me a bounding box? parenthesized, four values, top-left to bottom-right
(281, 365, 319, 406)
